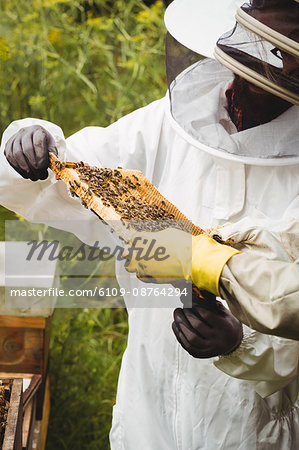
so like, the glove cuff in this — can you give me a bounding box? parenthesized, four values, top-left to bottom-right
(192, 234, 241, 296)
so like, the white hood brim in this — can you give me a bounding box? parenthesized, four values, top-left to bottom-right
(164, 0, 244, 59)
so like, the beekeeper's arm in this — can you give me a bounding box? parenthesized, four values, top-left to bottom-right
(207, 218, 299, 340)
(187, 220, 299, 397)
(219, 253, 299, 341)
(189, 227, 299, 341)
(0, 98, 166, 244)
(211, 219, 299, 397)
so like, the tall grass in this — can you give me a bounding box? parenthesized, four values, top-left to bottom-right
(0, 1, 167, 448)
(0, 0, 166, 136)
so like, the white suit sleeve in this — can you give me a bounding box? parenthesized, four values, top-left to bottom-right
(219, 253, 299, 340)
(213, 218, 299, 398)
(214, 328, 299, 398)
(0, 98, 167, 245)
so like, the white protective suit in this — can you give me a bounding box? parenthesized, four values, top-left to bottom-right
(1, 58, 299, 449)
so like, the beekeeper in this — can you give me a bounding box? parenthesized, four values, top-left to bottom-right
(1, 0, 299, 448)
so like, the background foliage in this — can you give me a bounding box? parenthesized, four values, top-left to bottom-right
(0, 0, 167, 448)
(0, 0, 166, 136)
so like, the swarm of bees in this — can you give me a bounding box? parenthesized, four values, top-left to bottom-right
(50, 154, 204, 237)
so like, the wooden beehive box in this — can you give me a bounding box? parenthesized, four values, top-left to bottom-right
(0, 315, 52, 377)
(1, 378, 23, 450)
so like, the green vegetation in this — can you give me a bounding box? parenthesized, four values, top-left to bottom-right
(48, 308, 128, 449)
(0, 1, 167, 448)
(0, 0, 166, 136)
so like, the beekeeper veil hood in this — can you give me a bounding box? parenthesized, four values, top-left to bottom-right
(164, 0, 299, 163)
(215, 0, 299, 104)
(165, 0, 299, 103)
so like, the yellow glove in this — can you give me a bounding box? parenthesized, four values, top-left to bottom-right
(124, 229, 240, 294)
(192, 234, 240, 295)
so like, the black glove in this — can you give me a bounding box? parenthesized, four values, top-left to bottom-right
(172, 290, 243, 358)
(4, 125, 57, 181)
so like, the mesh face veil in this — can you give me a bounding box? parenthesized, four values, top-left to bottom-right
(165, 0, 299, 161)
(214, 1, 299, 104)
(165, 32, 203, 89)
